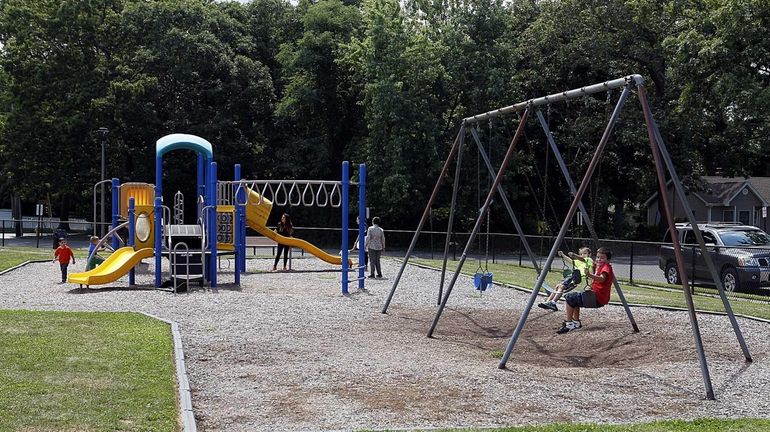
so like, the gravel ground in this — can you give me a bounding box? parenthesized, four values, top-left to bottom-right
(1, 256, 770, 431)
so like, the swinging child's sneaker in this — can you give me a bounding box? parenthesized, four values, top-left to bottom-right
(537, 302, 550, 310)
(546, 301, 558, 311)
(557, 321, 570, 334)
(557, 320, 581, 334)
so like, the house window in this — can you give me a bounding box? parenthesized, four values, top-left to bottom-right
(723, 210, 734, 222)
(739, 210, 750, 225)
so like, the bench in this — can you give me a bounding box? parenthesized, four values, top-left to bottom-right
(244, 236, 304, 257)
(245, 236, 277, 255)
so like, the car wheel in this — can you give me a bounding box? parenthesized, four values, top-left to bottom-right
(665, 262, 681, 285)
(721, 267, 740, 292)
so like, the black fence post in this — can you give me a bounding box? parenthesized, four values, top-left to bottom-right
(1, 219, 4, 246)
(492, 233, 496, 264)
(691, 247, 696, 294)
(629, 242, 634, 285)
(518, 238, 523, 267)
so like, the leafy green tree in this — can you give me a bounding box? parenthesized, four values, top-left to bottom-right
(508, 0, 684, 236)
(274, 0, 362, 179)
(342, 0, 452, 223)
(0, 0, 125, 222)
(664, 0, 770, 178)
(103, 0, 275, 190)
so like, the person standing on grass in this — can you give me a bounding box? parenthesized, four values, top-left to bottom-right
(557, 246, 614, 334)
(272, 213, 294, 271)
(53, 239, 75, 284)
(366, 216, 385, 278)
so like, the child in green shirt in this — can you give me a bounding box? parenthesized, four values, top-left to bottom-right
(538, 247, 593, 311)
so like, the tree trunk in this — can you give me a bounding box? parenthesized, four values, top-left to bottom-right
(11, 194, 23, 237)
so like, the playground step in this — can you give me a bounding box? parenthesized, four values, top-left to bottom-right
(166, 224, 203, 236)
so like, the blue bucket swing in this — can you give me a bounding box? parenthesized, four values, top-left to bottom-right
(473, 265, 493, 293)
(474, 195, 493, 294)
(472, 120, 495, 295)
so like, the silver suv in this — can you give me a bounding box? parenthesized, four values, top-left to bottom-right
(658, 223, 770, 292)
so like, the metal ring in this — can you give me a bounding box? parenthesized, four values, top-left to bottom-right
(288, 182, 301, 206)
(275, 183, 288, 206)
(329, 183, 342, 207)
(302, 183, 315, 206)
(316, 184, 329, 207)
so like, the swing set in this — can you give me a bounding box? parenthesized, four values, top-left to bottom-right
(381, 74, 752, 401)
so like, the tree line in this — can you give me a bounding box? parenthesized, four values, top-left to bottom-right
(0, 0, 768, 239)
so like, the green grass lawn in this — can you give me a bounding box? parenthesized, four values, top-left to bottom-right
(0, 245, 93, 272)
(410, 258, 770, 321)
(0, 310, 177, 431)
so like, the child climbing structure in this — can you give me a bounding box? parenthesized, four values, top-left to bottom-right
(69, 133, 366, 294)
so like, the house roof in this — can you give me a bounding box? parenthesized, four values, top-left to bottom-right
(745, 177, 770, 204)
(644, 176, 770, 207)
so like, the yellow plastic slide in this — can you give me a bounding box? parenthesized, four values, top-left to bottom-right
(68, 247, 154, 286)
(244, 188, 347, 266)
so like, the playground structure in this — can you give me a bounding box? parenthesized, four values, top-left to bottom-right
(382, 74, 752, 400)
(69, 133, 366, 294)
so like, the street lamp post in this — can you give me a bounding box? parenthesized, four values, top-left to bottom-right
(97, 127, 109, 237)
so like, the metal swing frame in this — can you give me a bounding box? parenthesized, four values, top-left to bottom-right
(381, 74, 752, 400)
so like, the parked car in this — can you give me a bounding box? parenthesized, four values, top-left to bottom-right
(658, 223, 770, 292)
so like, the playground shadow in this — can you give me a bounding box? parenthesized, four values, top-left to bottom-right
(66, 285, 157, 294)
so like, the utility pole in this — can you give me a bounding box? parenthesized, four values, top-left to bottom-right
(97, 127, 109, 236)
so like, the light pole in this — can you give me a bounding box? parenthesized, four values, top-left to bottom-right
(97, 127, 109, 236)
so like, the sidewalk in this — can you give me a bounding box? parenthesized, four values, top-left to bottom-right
(0, 232, 90, 249)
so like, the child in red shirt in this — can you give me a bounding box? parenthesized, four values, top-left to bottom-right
(557, 246, 614, 334)
(53, 239, 75, 284)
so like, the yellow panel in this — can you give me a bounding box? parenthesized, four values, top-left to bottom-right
(120, 183, 155, 218)
(216, 205, 235, 249)
(134, 205, 155, 250)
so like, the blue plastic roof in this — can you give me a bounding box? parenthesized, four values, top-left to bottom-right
(156, 134, 213, 159)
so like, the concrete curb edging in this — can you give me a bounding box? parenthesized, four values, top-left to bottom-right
(0, 259, 52, 276)
(140, 312, 197, 432)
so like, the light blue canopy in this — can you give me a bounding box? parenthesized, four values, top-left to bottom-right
(155, 133, 213, 159)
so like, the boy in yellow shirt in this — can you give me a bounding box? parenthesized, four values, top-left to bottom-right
(538, 247, 593, 311)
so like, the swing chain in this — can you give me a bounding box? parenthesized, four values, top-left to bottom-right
(485, 206, 491, 271)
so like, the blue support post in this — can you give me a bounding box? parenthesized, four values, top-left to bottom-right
(128, 197, 136, 286)
(111, 178, 120, 250)
(197, 154, 206, 218)
(154, 196, 163, 287)
(234, 164, 242, 286)
(155, 154, 163, 288)
(358, 164, 367, 290)
(209, 161, 218, 288)
(341, 161, 350, 295)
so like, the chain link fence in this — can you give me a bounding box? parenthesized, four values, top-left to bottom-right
(5, 219, 768, 304)
(311, 227, 770, 304)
